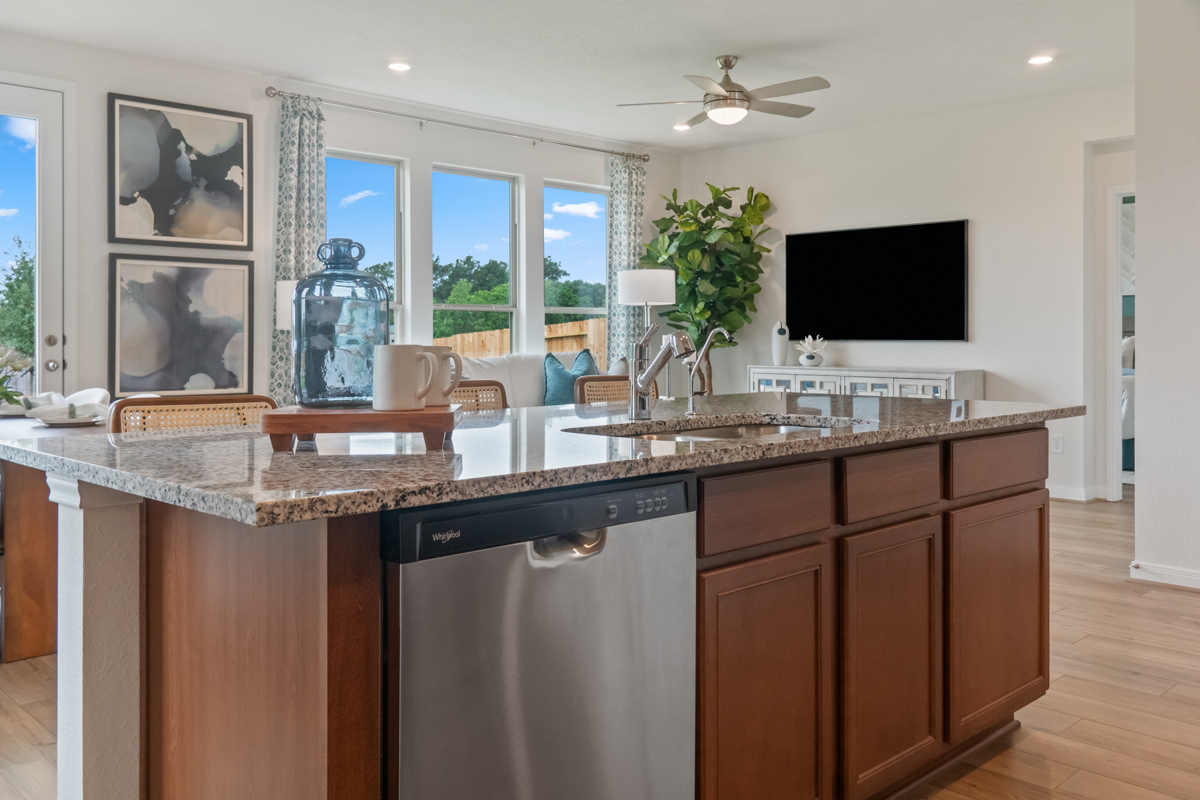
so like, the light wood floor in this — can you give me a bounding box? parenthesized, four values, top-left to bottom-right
(4, 488, 1200, 800)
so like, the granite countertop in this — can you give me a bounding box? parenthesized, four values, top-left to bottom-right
(0, 393, 1084, 527)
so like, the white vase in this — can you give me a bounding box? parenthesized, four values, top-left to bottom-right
(800, 353, 824, 367)
(771, 321, 790, 366)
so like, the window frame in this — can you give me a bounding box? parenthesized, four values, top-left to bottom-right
(542, 180, 609, 317)
(430, 166, 520, 328)
(324, 149, 405, 340)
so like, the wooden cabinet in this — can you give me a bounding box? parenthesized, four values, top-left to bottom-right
(840, 445, 941, 524)
(946, 490, 1050, 743)
(699, 543, 835, 800)
(699, 462, 832, 556)
(946, 429, 1050, 499)
(841, 517, 944, 800)
(696, 425, 1051, 800)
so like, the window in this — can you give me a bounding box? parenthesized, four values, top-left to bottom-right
(431, 170, 517, 358)
(543, 184, 607, 367)
(325, 154, 400, 340)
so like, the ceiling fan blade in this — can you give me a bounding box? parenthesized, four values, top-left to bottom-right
(748, 76, 831, 100)
(683, 111, 710, 127)
(684, 75, 728, 96)
(751, 101, 815, 119)
(616, 100, 703, 107)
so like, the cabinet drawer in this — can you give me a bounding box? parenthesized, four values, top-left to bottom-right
(946, 428, 1049, 499)
(841, 445, 941, 524)
(699, 462, 832, 557)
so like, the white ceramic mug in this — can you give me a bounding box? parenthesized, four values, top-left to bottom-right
(423, 346, 464, 407)
(373, 345, 436, 411)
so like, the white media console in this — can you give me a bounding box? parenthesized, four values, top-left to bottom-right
(747, 365, 985, 399)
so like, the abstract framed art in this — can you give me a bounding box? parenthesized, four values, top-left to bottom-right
(109, 254, 253, 398)
(108, 93, 253, 249)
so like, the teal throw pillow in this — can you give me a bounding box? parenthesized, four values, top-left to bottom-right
(544, 350, 599, 405)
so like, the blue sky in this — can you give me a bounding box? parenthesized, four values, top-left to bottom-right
(431, 170, 511, 273)
(543, 185, 607, 286)
(0, 114, 38, 276)
(325, 156, 396, 277)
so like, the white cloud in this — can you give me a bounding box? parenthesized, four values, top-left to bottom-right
(543, 228, 570, 242)
(501, 237, 508, 243)
(0, 209, 18, 218)
(474, 244, 489, 251)
(552, 201, 601, 218)
(339, 189, 381, 207)
(544, 213, 554, 220)
(4, 118, 35, 150)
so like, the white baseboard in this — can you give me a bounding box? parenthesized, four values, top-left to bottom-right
(1048, 485, 1088, 502)
(1129, 560, 1200, 591)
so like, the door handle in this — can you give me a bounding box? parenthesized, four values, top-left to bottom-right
(531, 528, 607, 559)
(44, 360, 59, 372)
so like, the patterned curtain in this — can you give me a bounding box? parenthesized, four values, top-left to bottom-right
(605, 156, 648, 370)
(268, 96, 326, 405)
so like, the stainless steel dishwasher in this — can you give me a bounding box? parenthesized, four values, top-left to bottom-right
(381, 473, 697, 800)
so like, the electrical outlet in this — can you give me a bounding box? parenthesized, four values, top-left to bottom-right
(1050, 434, 1065, 455)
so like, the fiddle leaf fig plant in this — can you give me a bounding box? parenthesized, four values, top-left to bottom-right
(640, 184, 771, 393)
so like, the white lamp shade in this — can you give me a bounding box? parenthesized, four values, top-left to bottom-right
(275, 280, 299, 330)
(617, 269, 676, 306)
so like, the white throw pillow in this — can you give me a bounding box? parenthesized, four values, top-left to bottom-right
(608, 357, 629, 376)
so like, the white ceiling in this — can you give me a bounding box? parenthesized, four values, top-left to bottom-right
(1, 0, 1133, 151)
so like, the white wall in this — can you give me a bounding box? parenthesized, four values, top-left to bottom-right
(1131, 0, 1200, 588)
(678, 84, 1134, 498)
(0, 28, 681, 396)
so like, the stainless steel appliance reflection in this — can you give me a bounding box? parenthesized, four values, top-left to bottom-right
(382, 475, 697, 800)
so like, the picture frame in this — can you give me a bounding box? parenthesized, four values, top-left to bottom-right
(109, 254, 253, 398)
(108, 93, 253, 250)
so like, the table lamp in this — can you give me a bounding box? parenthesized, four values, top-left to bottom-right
(617, 269, 676, 331)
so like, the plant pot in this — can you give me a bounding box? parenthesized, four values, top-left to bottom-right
(799, 353, 824, 367)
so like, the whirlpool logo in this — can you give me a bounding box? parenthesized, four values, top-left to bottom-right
(431, 530, 462, 544)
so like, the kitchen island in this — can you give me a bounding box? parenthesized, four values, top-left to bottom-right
(0, 392, 1083, 800)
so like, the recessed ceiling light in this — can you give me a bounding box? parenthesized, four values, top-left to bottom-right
(673, 124, 690, 131)
(388, 62, 412, 72)
(1028, 56, 1053, 65)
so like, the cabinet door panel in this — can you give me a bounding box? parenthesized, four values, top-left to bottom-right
(699, 543, 835, 800)
(842, 517, 944, 800)
(947, 490, 1050, 742)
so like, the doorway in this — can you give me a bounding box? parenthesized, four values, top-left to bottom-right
(0, 78, 66, 395)
(1114, 192, 1135, 487)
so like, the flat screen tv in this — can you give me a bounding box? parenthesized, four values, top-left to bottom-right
(785, 220, 967, 341)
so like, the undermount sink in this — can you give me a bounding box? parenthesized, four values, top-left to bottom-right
(621, 424, 821, 442)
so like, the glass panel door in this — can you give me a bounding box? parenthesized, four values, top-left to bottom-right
(846, 377, 894, 397)
(0, 82, 63, 394)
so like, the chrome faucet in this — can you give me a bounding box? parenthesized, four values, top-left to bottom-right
(686, 328, 731, 416)
(630, 324, 696, 420)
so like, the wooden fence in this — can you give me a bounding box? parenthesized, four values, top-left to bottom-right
(433, 318, 607, 368)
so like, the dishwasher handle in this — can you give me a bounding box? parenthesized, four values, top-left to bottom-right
(531, 527, 607, 559)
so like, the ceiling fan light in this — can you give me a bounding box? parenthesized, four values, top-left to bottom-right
(673, 124, 690, 131)
(707, 106, 748, 125)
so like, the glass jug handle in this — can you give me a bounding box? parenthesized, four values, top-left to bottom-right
(350, 242, 365, 263)
(317, 242, 332, 264)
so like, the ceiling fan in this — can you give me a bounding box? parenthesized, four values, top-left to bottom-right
(618, 55, 830, 128)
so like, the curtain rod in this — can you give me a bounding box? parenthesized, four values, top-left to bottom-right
(265, 87, 651, 163)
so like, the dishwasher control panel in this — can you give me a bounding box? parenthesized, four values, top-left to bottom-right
(381, 473, 696, 563)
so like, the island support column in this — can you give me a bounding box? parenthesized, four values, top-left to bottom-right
(47, 474, 144, 800)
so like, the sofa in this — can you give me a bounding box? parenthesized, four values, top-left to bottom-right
(461, 351, 623, 408)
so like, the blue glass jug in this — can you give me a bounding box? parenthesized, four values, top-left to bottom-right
(293, 238, 390, 407)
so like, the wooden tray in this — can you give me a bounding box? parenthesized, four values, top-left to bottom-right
(261, 405, 462, 452)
